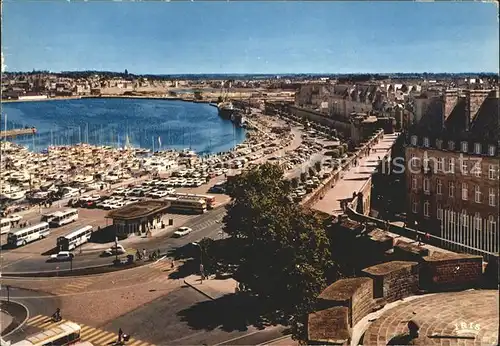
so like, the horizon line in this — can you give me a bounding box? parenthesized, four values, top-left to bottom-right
(3, 70, 498, 76)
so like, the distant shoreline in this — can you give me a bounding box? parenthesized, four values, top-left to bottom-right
(1, 94, 218, 105)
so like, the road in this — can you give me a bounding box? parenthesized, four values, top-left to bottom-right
(102, 286, 287, 345)
(1, 206, 227, 274)
(0, 287, 60, 341)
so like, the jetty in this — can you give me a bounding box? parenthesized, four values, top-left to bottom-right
(0, 127, 36, 138)
(1, 128, 37, 138)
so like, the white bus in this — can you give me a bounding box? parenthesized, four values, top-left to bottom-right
(49, 209, 79, 227)
(7, 222, 50, 247)
(57, 225, 93, 251)
(169, 198, 207, 214)
(12, 321, 81, 346)
(1, 218, 11, 235)
(170, 193, 216, 209)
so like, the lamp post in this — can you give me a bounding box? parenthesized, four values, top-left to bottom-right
(192, 242, 204, 283)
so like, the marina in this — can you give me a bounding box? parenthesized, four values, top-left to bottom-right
(0, 103, 290, 209)
(1, 98, 246, 154)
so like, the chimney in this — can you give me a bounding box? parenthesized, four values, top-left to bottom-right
(442, 89, 458, 122)
(466, 90, 491, 129)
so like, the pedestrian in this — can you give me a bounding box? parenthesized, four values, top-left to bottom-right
(118, 328, 123, 343)
(417, 234, 422, 246)
(143, 248, 147, 258)
(425, 232, 430, 242)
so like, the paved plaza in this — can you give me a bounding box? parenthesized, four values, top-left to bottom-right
(312, 133, 400, 215)
(362, 290, 498, 346)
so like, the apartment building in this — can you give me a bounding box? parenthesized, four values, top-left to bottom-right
(405, 89, 499, 254)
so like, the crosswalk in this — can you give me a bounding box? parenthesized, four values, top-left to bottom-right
(52, 277, 97, 295)
(190, 217, 222, 232)
(24, 315, 155, 346)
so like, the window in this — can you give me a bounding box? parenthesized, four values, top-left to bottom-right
(472, 161, 482, 177)
(450, 211, 456, 227)
(474, 185, 481, 203)
(474, 212, 481, 231)
(461, 141, 468, 153)
(411, 176, 417, 190)
(436, 139, 443, 149)
(488, 145, 496, 156)
(489, 188, 496, 206)
(448, 158, 455, 173)
(437, 204, 443, 220)
(412, 200, 418, 213)
(411, 135, 417, 146)
(462, 183, 468, 200)
(437, 157, 444, 172)
(423, 201, 430, 217)
(410, 153, 417, 168)
(474, 143, 481, 155)
(436, 178, 442, 195)
(423, 178, 430, 194)
(461, 160, 468, 175)
(461, 210, 469, 231)
(448, 141, 455, 150)
(423, 137, 429, 147)
(449, 181, 455, 198)
(423, 154, 430, 173)
(488, 215, 497, 233)
(489, 165, 498, 180)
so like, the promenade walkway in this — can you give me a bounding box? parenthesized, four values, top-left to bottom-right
(312, 133, 399, 216)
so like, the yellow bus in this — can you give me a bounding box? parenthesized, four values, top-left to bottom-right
(12, 321, 81, 346)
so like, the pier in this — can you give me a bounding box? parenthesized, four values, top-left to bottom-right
(0, 127, 37, 138)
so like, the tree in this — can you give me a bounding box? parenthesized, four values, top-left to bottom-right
(300, 172, 307, 182)
(218, 163, 335, 340)
(291, 177, 299, 188)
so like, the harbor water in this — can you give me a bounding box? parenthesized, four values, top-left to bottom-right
(2, 98, 246, 154)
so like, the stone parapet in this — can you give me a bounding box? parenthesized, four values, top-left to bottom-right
(419, 252, 483, 292)
(307, 307, 350, 345)
(317, 277, 374, 328)
(362, 261, 420, 303)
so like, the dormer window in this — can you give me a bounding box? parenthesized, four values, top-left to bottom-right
(489, 145, 496, 156)
(461, 141, 468, 153)
(436, 139, 443, 149)
(411, 135, 417, 146)
(448, 141, 455, 150)
(474, 143, 482, 155)
(423, 137, 429, 147)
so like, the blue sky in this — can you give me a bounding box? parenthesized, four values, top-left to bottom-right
(2, 1, 498, 74)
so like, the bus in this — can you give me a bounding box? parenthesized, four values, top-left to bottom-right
(170, 193, 216, 209)
(49, 209, 79, 227)
(7, 222, 50, 247)
(41, 212, 59, 223)
(1, 218, 11, 235)
(169, 198, 207, 214)
(57, 225, 93, 251)
(12, 321, 81, 346)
